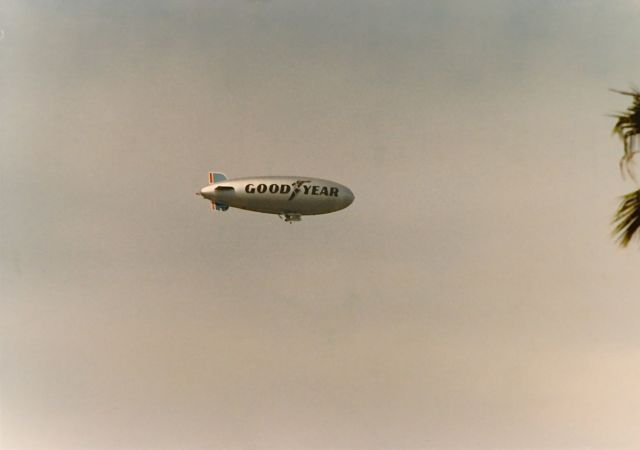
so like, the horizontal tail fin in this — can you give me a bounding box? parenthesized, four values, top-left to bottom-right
(208, 172, 227, 184)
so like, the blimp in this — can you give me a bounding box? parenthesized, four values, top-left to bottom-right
(197, 172, 354, 222)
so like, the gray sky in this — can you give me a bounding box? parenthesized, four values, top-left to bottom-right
(3, 1, 640, 448)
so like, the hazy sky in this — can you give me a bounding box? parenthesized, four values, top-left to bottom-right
(3, 1, 640, 449)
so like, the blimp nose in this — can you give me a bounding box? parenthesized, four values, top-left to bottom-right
(343, 188, 355, 207)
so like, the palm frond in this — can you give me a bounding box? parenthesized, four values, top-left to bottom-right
(612, 189, 640, 247)
(611, 89, 640, 143)
(611, 88, 640, 183)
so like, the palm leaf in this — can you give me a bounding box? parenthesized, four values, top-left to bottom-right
(611, 89, 640, 145)
(612, 189, 640, 247)
(611, 88, 640, 180)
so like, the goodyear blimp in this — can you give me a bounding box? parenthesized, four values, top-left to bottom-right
(197, 172, 354, 222)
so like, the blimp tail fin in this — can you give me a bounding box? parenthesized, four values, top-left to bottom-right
(208, 172, 227, 184)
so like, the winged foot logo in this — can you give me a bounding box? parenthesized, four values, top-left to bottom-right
(288, 180, 311, 200)
(244, 180, 339, 200)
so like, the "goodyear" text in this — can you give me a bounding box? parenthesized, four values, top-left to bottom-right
(245, 183, 339, 197)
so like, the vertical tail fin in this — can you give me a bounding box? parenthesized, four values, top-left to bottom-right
(208, 172, 227, 184)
